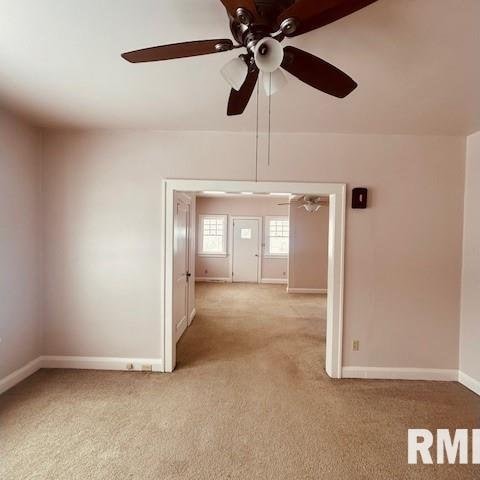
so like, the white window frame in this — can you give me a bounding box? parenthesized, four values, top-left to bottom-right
(264, 216, 289, 258)
(197, 214, 228, 257)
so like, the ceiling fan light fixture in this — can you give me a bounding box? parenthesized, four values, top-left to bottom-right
(263, 69, 287, 96)
(221, 56, 248, 91)
(254, 38, 284, 73)
(303, 203, 322, 213)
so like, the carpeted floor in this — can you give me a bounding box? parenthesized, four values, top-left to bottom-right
(1, 283, 479, 479)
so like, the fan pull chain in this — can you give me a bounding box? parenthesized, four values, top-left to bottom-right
(268, 73, 272, 167)
(255, 78, 260, 182)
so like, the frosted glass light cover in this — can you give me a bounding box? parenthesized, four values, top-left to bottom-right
(221, 57, 248, 91)
(254, 38, 284, 73)
(263, 69, 287, 96)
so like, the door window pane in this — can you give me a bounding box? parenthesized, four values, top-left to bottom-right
(241, 228, 252, 239)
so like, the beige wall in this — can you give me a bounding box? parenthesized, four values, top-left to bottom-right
(459, 131, 480, 383)
(196, 196, 288, 281)
(288, 202, 329, 290)
(43, 130, 465, 370)
(0, 108, 43, 378)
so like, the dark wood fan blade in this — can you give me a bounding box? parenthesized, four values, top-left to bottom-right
(122, 39, 234, 63)
(278, 0, 377, 37)
(219, 0, 262, 22)
(281, 46, 357, 98)
(227, 68, 259, 116)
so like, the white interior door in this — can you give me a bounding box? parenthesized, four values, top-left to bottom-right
(232, 218, 260, 283)
(173, 196, 190, 342)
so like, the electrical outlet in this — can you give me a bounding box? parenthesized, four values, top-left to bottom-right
(352, 340, 360, 351)
(126, 363, 134, 370)
(141, 364, 152, 372)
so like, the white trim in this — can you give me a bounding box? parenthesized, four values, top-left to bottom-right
(260, 278, 288, 284)
(195, 277, 232, 283)
(287, 287, 327, 294)
(342, 366, 458, 381)
(458, 371, 480, 396)
(189, 308, 197, 325)
(162, 180, 346, 378)
(175, 315, 188, 342)
(325, 186, 346, 379)
(229, 215, 263, 284)
(42, 356, 163, 372)
(3, 359, 476, 395)
(0, 357, 43, 395)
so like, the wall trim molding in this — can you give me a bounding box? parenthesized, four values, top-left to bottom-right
(0, 357, 43, 395)
(287, 287, 327, 294)
(163, 180, 347, 376)
(458, 371, 480, 396)
(3, 359, 478, 397)
(195, 277, 232, 283)
(260, 278, 287, 285)
(342, 366, 458, 382)
(41, 356, 163, 373)
(189, 308, 197, 324)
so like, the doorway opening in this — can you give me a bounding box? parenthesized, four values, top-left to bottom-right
(161, 180, 346, 378)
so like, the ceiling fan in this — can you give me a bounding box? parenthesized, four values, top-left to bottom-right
(121, 0, 377, 116)
(278, 195, 329, 212)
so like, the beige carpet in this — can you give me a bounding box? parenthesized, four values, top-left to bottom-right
(1, 283, 479, 479)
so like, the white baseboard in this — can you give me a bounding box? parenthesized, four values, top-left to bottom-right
(189, 308, 197, 324)
(41, 356, 163, 373)
(342, 366, 458, 382)
(195, 277, 231, 283)
(0, 357, 43, 395)
(458, 371, 480, 396)
(260, 278, 287, 285)
(287, 287, 327, 294)
(0, 356, 164, 394)
(3, 359, 477, 397)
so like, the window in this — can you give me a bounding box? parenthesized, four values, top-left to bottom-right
(265, 216, 289, 257)
(240, 228, 252, 239)
(198, 215, 227, 256)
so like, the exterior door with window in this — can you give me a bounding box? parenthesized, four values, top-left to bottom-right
(173, 194, 190, 342)
(232, 218, 260, 283)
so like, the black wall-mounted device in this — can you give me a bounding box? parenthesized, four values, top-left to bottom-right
(352, 188, 368, 209)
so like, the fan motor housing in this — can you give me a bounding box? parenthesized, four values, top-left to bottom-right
(229, 0, 293, 45)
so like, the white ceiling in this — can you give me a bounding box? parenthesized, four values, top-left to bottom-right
(0, 0, 479, 134)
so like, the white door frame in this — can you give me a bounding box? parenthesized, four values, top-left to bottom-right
(161, 179, 346, 378)
(229, 216, 262, 283)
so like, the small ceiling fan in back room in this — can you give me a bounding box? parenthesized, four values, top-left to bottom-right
(278, 195, 329, 212)
(122, 0, 378, 116)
